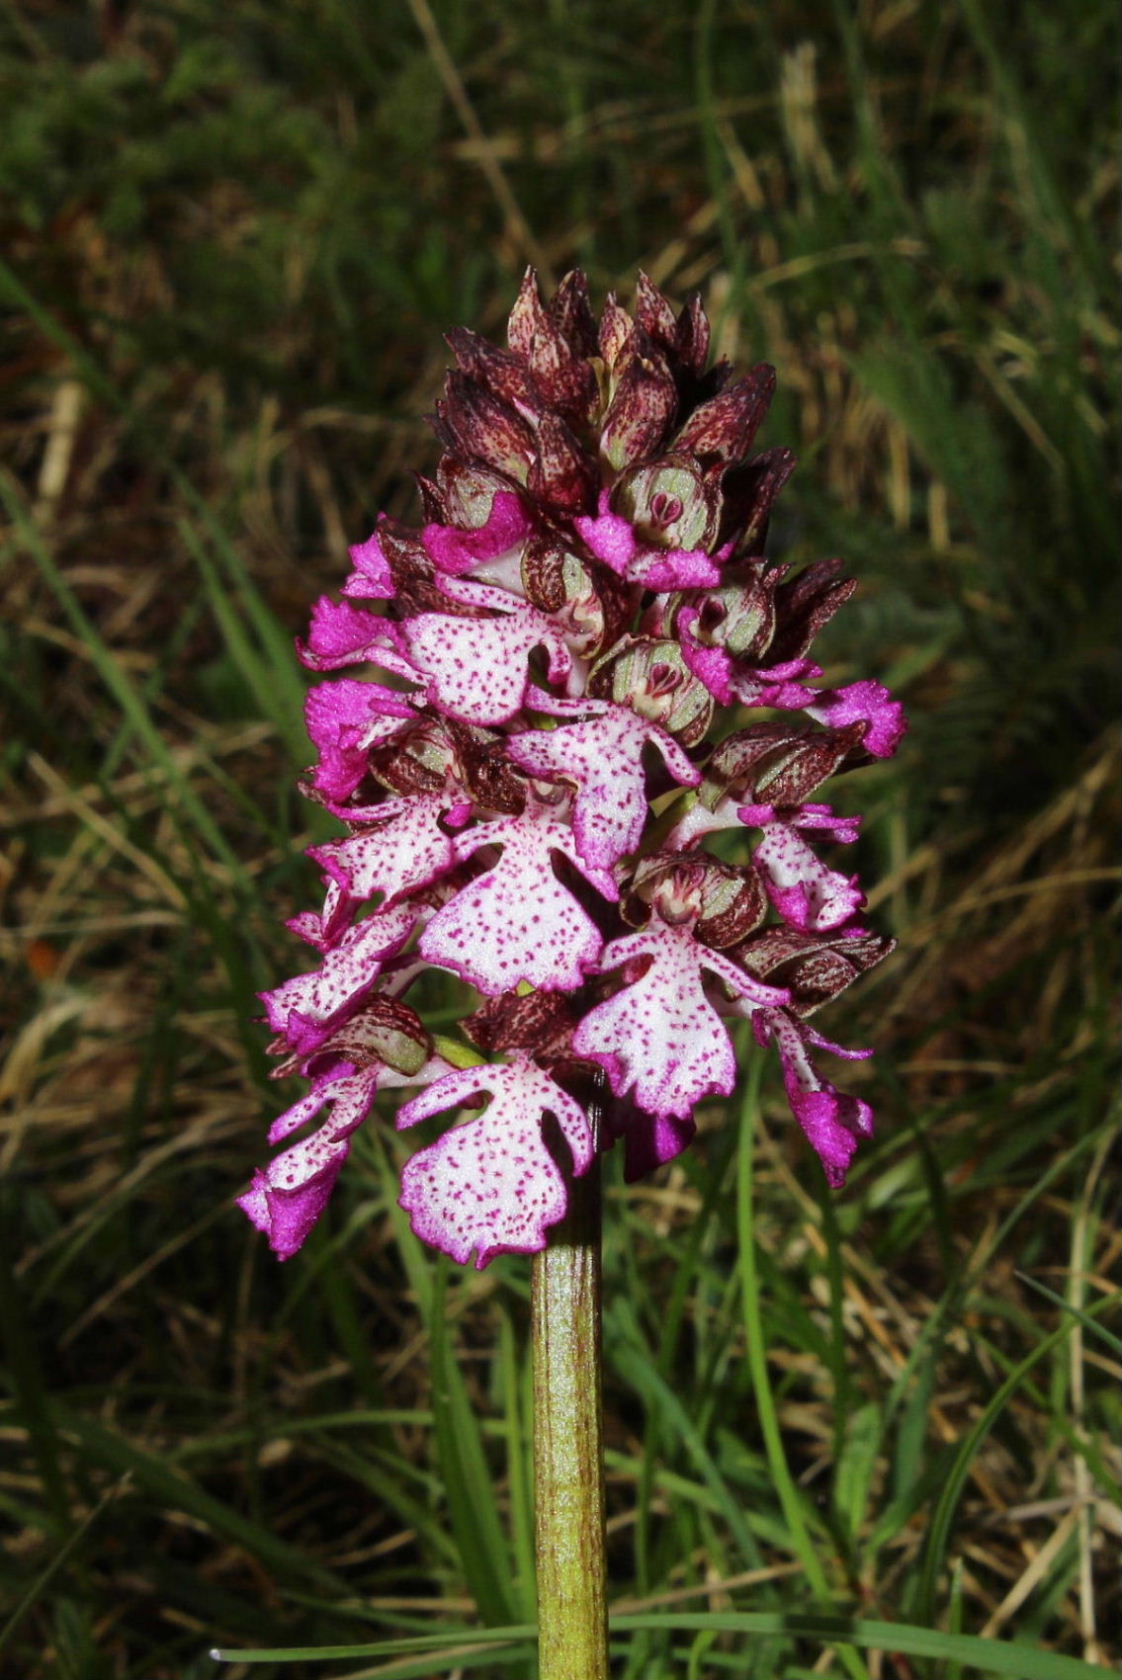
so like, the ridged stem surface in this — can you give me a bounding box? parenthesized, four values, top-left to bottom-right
(531, 1117, 609, 1680)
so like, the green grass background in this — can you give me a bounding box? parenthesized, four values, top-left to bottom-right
(0, 1, 1118, 1676)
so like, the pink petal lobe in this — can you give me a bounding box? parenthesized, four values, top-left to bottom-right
(601, 1096, 697, 1182)
(809, 680, 907, 758)
(342, 525, 396, 600)
(397, 1058, 594, 1266)
(298, 598, 413, 675)
(757, 1009, 875, 1186)
(572, 496, 637, 574)
(628, 545, 721, 591)
(727, 659, 821, 711)
(287, 878, 355, 951)
(238, 1070, 375, 1260)
(665, 795, 742, 850)
(237, 1155, 347, 1261)
(573, 495, 720, 590)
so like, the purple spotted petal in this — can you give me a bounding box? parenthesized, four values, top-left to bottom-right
(808, 680, 907, 759)
(397, 1057, 594, 1267)
(238, 1153, 347, 1261)
(419, 808, 616, 995)
(262, 901, 422, 1040)
(751, 824, 865, 932)
(402, 586, 571, 724)
(311, 795, 458, 907)
(342, 523, 396, 600)
(573, 921, 789, 1120)
(665, 793, 743, 850)
(739, 801, 861, 846)
(422, 489, 531, 575)
(304, 680, 415, 803)
(755, 1009, 874, 1186)
(507, 702, 700, 869)
(287, 878, 355, 951)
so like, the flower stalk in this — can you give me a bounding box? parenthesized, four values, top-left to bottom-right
(532, 1096, 609, 1680)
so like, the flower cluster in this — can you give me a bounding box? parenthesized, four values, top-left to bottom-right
(239, 271, 905, 1268)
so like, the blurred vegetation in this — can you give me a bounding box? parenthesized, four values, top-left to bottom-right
(0, 1, 1117, 1677)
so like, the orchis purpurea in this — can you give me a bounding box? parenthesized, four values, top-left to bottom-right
(238, 269, 905, 1268)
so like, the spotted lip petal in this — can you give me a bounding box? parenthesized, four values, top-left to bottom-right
(397, 1057, 595, 1267)
(419, 806, 617, 996)
(751, 823, 865, 933)
(236, 1065, 371, 1261)
(507, 700, 701, 870)
(241, 1052, 451, 1260)
(401, 579, 571, 725)
(572, 918, 789, 1121)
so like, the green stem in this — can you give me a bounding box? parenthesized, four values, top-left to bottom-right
(531, 1105, 609, 1680)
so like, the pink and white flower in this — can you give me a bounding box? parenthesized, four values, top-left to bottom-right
(239, 270, 903, 1264)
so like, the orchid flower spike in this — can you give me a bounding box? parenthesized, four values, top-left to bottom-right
(239, 270, 906, 1266)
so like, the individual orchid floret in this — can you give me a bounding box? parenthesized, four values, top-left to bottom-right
(738, 803, 865, 933)
(397, 1056, 595, 1267)
(418, 793, 618, 996)
(239, 267, 905, 1268)
(507, 693, 700, 870)
(240, 997, 440, 1259)
(574, 912, 790, 1119)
